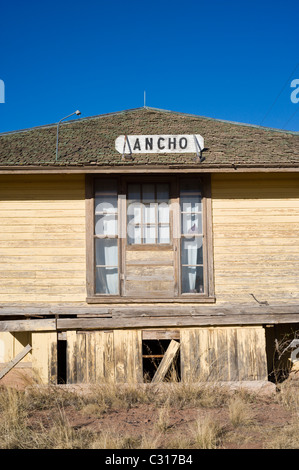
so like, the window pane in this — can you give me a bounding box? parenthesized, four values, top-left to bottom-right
(95, 196, 117, 214)
(181, 266, 204, 294)
(157, 184, 169, 202)
(96, 267, 119, 294)
(181, 213, 202, 235)
(158, 202, 169, 224)
(95, 179, 118, 214)
(95, 214, 118, 236)
(128, 184, 140, 202)
(181, 195, 202, 213)
(95, 238, 118, 266)
(144, 204, 156, 224)
(95, 179, 118, 193)
(158, 225, 170, 244)
(143, 225, 156, 244)
(127, 202, 142, 225)
(127, 225, 142, 245)
(181, 237, 203, 265)
(127, 182, 170, 245)
(180, 179, 201, 195)
(142, 184, 155, 202)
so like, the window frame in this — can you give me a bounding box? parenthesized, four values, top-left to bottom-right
(86, 174, 215, 303)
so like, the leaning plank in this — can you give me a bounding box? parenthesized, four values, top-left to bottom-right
(0, 344, 32, 379)
(151, 340, 180, 384)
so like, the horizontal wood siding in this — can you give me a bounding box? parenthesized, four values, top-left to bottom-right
(0, 175, 86, 302)
(180, 326, 268, 381)
(125, 249, 174, 297)
(212, 174, 299, 304)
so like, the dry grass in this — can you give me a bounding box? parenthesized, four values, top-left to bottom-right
(0, 380, 297, 449)
(0, 382, 230, 449)
(266, 422, 299, 449)
(277, 380, 299, 414)
(190, 415, 223, 449)
(228, 396, 253, 427)
(155, 404, 170, 433)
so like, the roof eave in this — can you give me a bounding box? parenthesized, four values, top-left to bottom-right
(0, 164, 298, 174)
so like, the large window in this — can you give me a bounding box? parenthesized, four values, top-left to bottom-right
(86, 175, 214, 302)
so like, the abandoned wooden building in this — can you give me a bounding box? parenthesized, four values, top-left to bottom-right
(0, 106, 298, 386)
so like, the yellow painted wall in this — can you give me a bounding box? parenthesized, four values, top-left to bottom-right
(0, 175, 86, 302)
(212, 173, 299, 304)
(0, 173, 298, 305)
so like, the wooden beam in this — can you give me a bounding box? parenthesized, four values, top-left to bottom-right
(0, 166, 298, 175)
(142, 330, 180, 340)
(151, 340, 180, 383)
(0, 319, 56, 332)
(0, 305, 111, 316)
(0, 303, 299, 317)
(0, 344, 32, 379)
(86, 297, 216, 304)
(57, 313, 299, 330)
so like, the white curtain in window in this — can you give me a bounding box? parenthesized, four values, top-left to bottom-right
(185, 238, 198, 291)
(96, 239, 118, 294)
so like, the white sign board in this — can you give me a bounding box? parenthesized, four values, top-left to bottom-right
(115, 134, 204, 154)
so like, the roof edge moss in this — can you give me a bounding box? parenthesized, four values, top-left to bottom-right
(0, 106, 298, 137)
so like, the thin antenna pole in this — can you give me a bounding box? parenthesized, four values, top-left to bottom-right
(144, 91, 146, 108)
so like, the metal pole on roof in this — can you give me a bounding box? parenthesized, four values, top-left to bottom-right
(56, 110, 81, 161)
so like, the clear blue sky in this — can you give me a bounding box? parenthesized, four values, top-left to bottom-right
(0, 0, 298, 133)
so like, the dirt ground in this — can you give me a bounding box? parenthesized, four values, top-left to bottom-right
(1, 369, 299, 449)
(47, 397, 293, 449)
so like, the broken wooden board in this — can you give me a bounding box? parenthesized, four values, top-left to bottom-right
(151, 339, 180, 383)
(0, 344, 32, 379)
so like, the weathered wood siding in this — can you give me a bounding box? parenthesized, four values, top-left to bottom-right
(0, 175, 86, 302)
(180, 326, 268, 381)
(212, 174, 299, 304)
(31, 331, 57, 384)
(65, 326, 267, 385)
(66, 330, 143, 384)
(125, 249, 174, 297)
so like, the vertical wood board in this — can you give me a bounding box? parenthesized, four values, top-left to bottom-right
(31, 332, 57, 384)
(180, 326, 268, 382)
